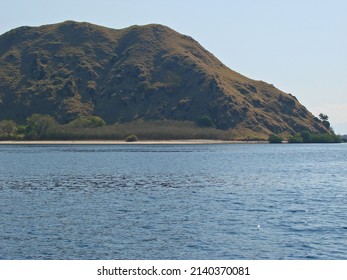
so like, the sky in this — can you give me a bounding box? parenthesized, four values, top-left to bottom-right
(1, 0, 346, 133)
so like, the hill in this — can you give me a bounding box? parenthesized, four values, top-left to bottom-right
(0, 21, 329, 136)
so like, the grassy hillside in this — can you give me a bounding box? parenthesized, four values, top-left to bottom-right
(0, 21, 330, 137)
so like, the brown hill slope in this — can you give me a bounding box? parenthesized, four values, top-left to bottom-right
(0, 21, 328, 135)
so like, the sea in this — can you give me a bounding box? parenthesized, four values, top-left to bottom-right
(0, 143, 346, 260)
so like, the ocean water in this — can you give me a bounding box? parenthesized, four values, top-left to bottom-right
(0, 143, 346, 260)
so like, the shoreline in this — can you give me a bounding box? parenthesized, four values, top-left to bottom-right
(0, 139, 268, 145)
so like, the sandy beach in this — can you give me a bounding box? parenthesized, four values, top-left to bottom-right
(0, 139, 267, 145)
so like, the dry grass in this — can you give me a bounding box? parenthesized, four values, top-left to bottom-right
(49, 120, 234, 140)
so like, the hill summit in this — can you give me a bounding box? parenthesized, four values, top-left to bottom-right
(0, 21, 328, 135)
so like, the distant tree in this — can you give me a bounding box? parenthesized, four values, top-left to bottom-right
(197, 115, 215, 128)
(288, 134, 304, 143)
(125, 135, 138, 142)
(26, 114, 57, 139)
(300, 131, 312, 143)
(67, 116, 106, 128)
(288, 131, 341, 143)
(0, 120, 18, 138)
(318, 113, 329, 121)
(318, 113, 330, 129)
(268, 134, 283, 143)
(322, 120, 331, 129)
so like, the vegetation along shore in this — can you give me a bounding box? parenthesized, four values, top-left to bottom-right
(0, 114, 342, 143)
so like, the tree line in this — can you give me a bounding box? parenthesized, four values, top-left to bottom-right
(0, 114, 230, 141)
(268, 113, 342, 143)
(0, 113, 343, 142)
(269, 131, 342, 143)
(0, 114, 107, 140)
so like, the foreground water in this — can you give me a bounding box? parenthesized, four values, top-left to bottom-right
(0, 143, 346, 259)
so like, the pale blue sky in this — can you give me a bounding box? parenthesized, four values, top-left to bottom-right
(1, 0, 346, 133)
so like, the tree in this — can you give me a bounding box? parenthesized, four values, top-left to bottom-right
(67, 116, 106, 128)
(268, 134, 283, 143)
(318, 113, 330, 129)
(300, 131, 312, 143)
(26, 114, 57, 139)
(125, 135, 138, 142)
(318, 113, 329, 121)
(0, 120, 18, 138)
(197, 115, 215, 128)
(288, 134, 303, 143)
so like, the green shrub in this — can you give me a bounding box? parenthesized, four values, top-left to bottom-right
(25, 114, 57, 139)
(268, 134, 283, 143)
(299, 131, 312, 143)
(0, 120, 18, 138)
(310, 133, 342, 143)
(125, 135, 138, 142)
(67, 116, 106, 128)
(288, 134, 303, 143)
(289, 132, 341, 143)
(322, 120, 330, 129)
(197, 115, 215, 128)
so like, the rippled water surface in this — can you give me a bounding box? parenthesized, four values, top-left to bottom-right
(1, 144, 347, 259)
